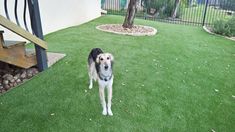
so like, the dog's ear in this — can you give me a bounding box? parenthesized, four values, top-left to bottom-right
(96, 54, 101, 63)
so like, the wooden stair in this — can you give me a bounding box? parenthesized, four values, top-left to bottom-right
(0, 31, 37, 68)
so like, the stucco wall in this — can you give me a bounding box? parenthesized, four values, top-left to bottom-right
(0, 0, 101, 41)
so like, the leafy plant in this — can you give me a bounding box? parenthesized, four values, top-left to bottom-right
(142, 0, 182, 18)
(213, 16, 235, 37)
(226, 16, 235, 36)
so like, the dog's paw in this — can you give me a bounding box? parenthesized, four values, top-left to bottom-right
(107, 108, 113, 116)
(89, 85, 93, 89)
(102, 109, 107, 115)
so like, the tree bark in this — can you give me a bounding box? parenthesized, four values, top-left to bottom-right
(172, 0, 181, 18)
(122, 0, 138, 29)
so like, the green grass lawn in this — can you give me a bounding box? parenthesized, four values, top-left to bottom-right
(0, 15, 235, 131)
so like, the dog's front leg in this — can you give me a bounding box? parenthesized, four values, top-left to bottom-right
(107, 86, 113, 116)
(99, 86, 107, 115)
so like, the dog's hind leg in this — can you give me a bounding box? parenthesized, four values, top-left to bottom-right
(107, 81, 113, 116)
(88, 68, 93, 89)
(89, 78, 93, 89)
(99, 86, 107, 115)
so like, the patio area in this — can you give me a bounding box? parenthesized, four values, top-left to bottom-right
(0, 15, 235, 131)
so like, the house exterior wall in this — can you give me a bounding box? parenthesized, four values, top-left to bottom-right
(0, 0, 101, 41)
(102, 0, 143, 11)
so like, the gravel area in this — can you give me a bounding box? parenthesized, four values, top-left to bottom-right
(0, 62, 39, 94)
(96, 24, 157, 36)
(0, 52, 66, 94)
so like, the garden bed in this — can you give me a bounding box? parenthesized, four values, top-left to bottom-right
(96, 24, 157, 36)
(203, 26, 235, 41)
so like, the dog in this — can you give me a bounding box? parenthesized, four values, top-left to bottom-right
(88, 48, 114, 116)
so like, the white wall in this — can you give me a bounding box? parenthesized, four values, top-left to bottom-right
(0, 0, 101, 41)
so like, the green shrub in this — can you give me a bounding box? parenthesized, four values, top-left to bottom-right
(213, 16, 235, 37)
(226, 16, 235, 36)
(142, 0, 182, 18)
(213, 19, 230, 36)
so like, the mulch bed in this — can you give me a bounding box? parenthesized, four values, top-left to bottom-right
(203, 26, 235, 41)
(96, 24, 157, 36)
(0, 62, 38, 94)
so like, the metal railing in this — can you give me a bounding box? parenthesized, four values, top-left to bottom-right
(4, 0, 30, 31)
(102, 0, 235, 26)
(2, 0, 48, 71)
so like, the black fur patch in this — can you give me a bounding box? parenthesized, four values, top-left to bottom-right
(88, 48, 103, 73)
(88, 48, 103, 64)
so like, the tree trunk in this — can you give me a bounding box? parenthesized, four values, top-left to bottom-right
(172, 0, 181, 18)
(122, 0, 137, 29)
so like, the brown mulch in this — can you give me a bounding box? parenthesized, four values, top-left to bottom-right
(96, 24, 157, 36)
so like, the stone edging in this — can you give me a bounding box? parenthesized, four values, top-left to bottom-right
(203, 26, 235, 41)
(96, 24, 157, 36)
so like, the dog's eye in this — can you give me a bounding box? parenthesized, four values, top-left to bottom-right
(107, 57, 110, 60)
(100, 58, 103, 61)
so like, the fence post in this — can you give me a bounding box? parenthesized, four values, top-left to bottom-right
(202, 0, 209, 26)
(28, 0, 48, 72)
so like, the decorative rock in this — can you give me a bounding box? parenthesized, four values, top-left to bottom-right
(9, 83, 13, 87)
(4, 85, 10, 90)
(3, 80, 9, 85)
(27, 73, 33, 78)
(20, 71, 27, 79)
(16, 79, 21, 83)
(0, 63, 39, 94)
(3, 74, 14, 81)
(13, 82, 17, 87)
(14, 74, 20, 80)
(27, 69, 33, 75)
(10, 79, 15, 83)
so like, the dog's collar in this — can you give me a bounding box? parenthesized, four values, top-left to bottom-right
(99, 73, 112, 82)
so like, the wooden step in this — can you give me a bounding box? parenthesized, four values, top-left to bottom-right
(0, 45, 37, 68)
(3, 40, 26, 48)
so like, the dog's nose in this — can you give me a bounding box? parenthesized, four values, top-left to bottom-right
(104, 65, 109, 70)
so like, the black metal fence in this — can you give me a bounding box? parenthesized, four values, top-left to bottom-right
(102, 0, 235, 26)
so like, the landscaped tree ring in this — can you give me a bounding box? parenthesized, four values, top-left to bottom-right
(96, 24, 157, 36)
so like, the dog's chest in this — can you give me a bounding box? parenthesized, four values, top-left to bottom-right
(98, 76, 113, 87)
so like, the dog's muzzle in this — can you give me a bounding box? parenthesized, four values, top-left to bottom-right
(104, 65, 109, 70)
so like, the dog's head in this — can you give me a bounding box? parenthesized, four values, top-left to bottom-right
(96, 53, 114, 71)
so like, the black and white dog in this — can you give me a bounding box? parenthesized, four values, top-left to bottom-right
(88, 48, 114, 116)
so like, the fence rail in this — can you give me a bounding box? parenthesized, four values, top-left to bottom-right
(102, 0, 235, 26)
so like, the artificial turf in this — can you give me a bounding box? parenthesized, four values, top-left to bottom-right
(0, 15, 235, 131)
